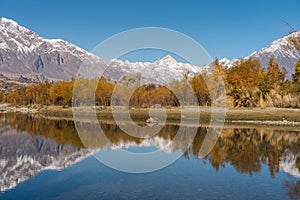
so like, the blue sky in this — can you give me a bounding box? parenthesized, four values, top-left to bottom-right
(1, 0, 300, 61)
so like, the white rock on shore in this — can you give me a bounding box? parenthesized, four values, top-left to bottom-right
(0, 104, 38, 114)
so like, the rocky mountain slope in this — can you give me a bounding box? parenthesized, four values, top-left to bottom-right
(221, 31, 300, 79)
(1, 17, 300, 83)
(0, 17, 104, 82)
(0, 18, 204, 84)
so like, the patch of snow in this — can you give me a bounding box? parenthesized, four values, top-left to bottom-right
(280, 154, 300, 178)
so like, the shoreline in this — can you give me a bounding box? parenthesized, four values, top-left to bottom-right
(1, 104, 300, 126)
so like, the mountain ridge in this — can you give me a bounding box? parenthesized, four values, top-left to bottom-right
(221, 31, 300, 79)
(0, 17, 205, 84)
(1, 17, 300, 84)
(0, 17, 104, 82)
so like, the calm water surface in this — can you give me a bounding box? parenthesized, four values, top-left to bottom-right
(0, 113, 300, 199)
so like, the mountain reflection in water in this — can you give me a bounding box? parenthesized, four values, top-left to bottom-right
(0, 113, 300, 199)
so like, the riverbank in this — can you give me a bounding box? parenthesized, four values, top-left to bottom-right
(1, 104, 299, 126)
(0, 103, 39, 113)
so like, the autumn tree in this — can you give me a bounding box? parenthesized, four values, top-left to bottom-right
(129, 84, 178, 108)
(169, 79, 198, 106)
(50, 80, 74, 107)
(267, 56, 281, 88)
(256, 70, 271, 107)
(95, 77, 114, 106)
(190, 74, 210, 106)
(280, 67, 287, 83)
(294, 59, 300, 82)
(207, 58, 227, 105)
(226, 58, 261, 107)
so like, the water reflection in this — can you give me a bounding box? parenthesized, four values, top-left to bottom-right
(285, 180, 300, 200)
(0, 113, 300, 197)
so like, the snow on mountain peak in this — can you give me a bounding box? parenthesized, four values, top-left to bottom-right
(220, 31, 300, 79)
(0, 17, 34, 35)
(0, 18, 201, 84)
(0, 17, 106, 81)
(249, 31, 300, 58)
(1, 17, 299, 83)
(0, 17, 19, 27)
(219, 57, 240, 68)
(0, 17, 43, 54)
(157, 55, 177, 64)
(105, 55, 204, 85)
(248, 31, 300, 79)
(219, 57, 231, 66)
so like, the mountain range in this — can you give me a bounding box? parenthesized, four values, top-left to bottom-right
(0, 17, 300, 84)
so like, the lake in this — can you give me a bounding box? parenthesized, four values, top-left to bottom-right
(0, 113, 300, 199)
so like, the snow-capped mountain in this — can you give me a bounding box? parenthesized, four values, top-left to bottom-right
(0, 18, 208, 85)
(0, 17, 206, 84)
(0, 130, 94, 192)
(106, 55, 204, 85)
(0, 17, 105, 82)
(250, 31, 300, 79)
(219, 57, 238, 68)
(221, 31, 300, 79)
(2, 17, 300, 84)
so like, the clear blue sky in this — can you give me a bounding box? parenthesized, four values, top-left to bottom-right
(1, 0, 300, 61)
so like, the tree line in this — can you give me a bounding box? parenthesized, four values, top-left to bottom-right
(225, 56, 300, 107)
(1, 57, 300, 108)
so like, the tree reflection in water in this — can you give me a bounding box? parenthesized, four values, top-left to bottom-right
(1, 113, 300, 196)
(285, 180, 300, 200)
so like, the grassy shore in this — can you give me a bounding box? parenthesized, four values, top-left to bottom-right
(36, 105, 300, 126)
